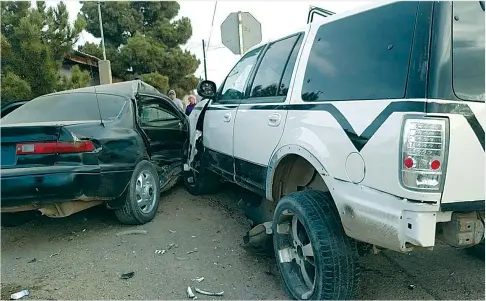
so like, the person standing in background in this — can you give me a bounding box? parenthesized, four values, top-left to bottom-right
(185, 95, 196, 116)
(168, 90, 183, 111)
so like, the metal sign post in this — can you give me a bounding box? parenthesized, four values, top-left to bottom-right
(221, 12, 262, 56)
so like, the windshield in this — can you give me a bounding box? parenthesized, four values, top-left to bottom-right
(1, 92, 127, 125)
(452, 1, 485, 102)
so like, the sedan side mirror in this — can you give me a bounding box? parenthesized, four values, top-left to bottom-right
(197, 80, 217, 99)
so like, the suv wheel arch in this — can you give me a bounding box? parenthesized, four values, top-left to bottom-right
(266, 146, 329, 202)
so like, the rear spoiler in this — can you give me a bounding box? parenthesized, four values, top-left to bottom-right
(307, 6, 335, 24)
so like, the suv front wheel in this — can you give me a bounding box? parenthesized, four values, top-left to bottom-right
(272, 190, 360, 300)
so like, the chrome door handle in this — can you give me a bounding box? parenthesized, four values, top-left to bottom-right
(268, 113, 281, 127)
(223, 112, 232, 122)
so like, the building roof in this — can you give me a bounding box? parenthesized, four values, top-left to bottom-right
(64, 50, 101, 68)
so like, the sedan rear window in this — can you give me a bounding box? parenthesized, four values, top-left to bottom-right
(452, 1, 485, 102)
(2, 92, 127, 124)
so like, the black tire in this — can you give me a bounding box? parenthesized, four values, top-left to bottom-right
(182, 140, 220, 196)
(272, 190, 360, 300)
(465, 240, 485, 260)
(1, 211, 38, 227)
(115, 160, 161, 225)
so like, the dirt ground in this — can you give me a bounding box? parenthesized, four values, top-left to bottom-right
(1, 184, 485, 300)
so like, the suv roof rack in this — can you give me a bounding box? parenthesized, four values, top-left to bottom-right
(307, 6, 335, 24)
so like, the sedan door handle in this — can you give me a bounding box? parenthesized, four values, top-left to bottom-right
(223, 112, 232, 122)
(268, 113, 281, 127)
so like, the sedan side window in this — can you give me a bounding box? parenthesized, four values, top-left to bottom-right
(140, 105, 178, 125)
(216, 46, 264, 104)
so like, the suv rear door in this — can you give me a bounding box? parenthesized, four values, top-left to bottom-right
(233, 33, 304, 195)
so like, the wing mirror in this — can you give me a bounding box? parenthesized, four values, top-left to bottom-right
(197, 80, 217, 100)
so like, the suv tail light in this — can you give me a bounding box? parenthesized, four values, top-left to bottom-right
(16, 141, 95, 155)
(400, 117, 449, 191)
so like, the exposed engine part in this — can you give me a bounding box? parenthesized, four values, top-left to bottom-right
(244, 197, 275, 227)
(437, 211, 485, 248)
(243, 223, 274, 257)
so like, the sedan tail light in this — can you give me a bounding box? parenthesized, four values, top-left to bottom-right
(16, 141, 95, 155)
(400, 116, 449, 191)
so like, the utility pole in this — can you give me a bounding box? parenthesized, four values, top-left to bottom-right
(98, 2, 106, 60)
(202, 39, 208, 80)
(97, 1, 112, 84)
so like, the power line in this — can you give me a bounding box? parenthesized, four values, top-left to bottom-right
(206, 1, 218, 52)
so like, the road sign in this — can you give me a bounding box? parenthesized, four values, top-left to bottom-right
(221, 12, 262, 55)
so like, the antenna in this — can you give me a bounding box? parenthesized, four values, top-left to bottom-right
(93, 85, 105, 127)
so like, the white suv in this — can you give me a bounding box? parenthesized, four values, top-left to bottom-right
(184, 1, 485, 299)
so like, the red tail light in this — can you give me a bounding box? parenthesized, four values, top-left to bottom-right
(16, 141, 95, 155)
(400, 117, 448, 191)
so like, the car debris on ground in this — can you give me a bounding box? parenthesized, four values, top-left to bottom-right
(186, 286, 196, 299)
(155, 249, 166, 255)
(10, 290, 29, 300)
(120, 272, 135, 280)
(115, 229, 148, 237)
(186, 248, 198, 255)
(194, 287, 224, 297)
(191, 277, 204, 283)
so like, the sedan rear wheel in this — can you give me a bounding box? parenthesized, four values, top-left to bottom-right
(115, 160, 161, 225)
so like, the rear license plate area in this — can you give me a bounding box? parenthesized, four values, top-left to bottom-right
(1, 144, 17, 166)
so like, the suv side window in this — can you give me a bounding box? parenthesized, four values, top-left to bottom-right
(216, 46, 263, 105)
(301, 1, 418, 102)
(452, 1, 485, 102)
(246, 34, 302, 103)
(278, 35, 304, 97)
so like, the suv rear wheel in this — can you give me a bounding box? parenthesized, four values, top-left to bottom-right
(273, 190, 360, 300)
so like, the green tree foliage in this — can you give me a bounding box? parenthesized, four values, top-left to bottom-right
(58, 65, 92, 91)
(78, 1, 200, 96)
(0, 1, 91, 104)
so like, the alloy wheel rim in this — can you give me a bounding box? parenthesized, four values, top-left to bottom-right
(275, 209, 316, 299)
(135, 170, 157, 214)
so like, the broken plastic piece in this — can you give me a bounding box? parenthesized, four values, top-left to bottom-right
(116, 229, 148, 237)
(194, 287, 224, 296)
(186, 248, 198, 254)
(191, 277, 204, 283)
(10, 290, 29, 300)
(187, 286, 196, 299)
(169, 230, 176, 233)
(120, 272, 135, 279)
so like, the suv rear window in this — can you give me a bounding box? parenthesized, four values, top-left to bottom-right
(2, 92, 126, 124)
(452, 1, 485, 102)
(301, 2, 418, 102)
